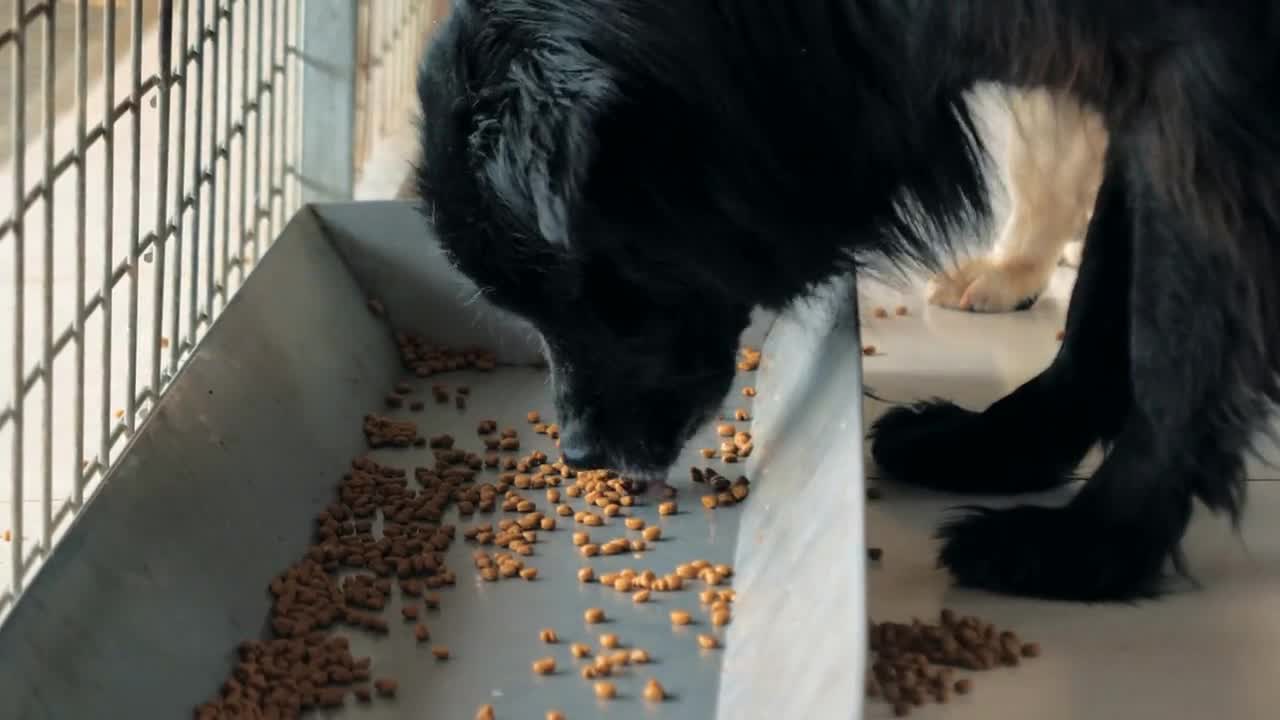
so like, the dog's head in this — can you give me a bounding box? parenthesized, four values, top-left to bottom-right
(417, 2, 751, 478)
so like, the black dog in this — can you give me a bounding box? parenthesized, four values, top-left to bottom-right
(416, 0, 1280, 602)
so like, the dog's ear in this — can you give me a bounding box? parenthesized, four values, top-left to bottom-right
(468, 44, 616, 251)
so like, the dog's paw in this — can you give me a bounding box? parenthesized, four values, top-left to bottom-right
(870, 400, 1078, 494)
(926, 257, 1050, 312)
(937, 505, 1165, 602)
(870, 401, 990, 492)
(1059, 239, 1084, 268)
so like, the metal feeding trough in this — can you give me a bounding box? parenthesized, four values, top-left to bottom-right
(0, 202, 868, 720)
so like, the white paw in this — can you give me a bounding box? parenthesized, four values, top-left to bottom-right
(926, 257, 1054, 313)
(1060, 240, 1084, 268)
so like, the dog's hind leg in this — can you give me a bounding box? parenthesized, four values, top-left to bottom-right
(935, 136, 1269, 600)
(870, 155, 1132, 496)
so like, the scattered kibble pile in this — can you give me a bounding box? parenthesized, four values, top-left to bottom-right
(193, 317, 763, 718)
(866, 611, 1041, 717)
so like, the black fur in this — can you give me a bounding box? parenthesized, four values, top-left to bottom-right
(416, 0, 1280, 602)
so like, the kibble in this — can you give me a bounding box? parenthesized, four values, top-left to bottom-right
(625, 517, 645, 530)
(540, 628, 559, 644)
(658, 501, 677, 516)
(374, 678, 398, 697)
(643, 679, 666, 702)
(432, 645, 451, 660)
(600, 633, 621, 649)
(414, 623, 430, 642)
(630, 649, 651, 664)
(577, 567, 595, 583)
(570, 642, 592, 658)
(670, 610, 692, 626)
(584, 608, 606, 624)
(594, 681, 617, 700)
(533, 657, 557, 675)
(716, 423, 735, 437)
(642, 526, 662, 541)
(697, 634, 719, 649)
(546, 711, 566, 720)
(633, 589, 651, 604)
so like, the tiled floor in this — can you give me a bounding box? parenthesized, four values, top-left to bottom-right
(857, 269, 1280, 719)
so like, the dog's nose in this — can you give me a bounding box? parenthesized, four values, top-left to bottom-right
(558, 426, 607, 470)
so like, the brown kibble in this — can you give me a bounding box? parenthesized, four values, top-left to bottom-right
(520, 567, 539, 581)
(643, 679, 666, 702)
(700, 448, 716, 458)
(697, 633, 719, 649)
(630, 648, 651, 664)
(540, 628, 559, 644)
(415, 623, 430, 642)
(594, 681, 617, 700)
(955, 679, 972, 695)
(425, 592, 441, 609)
(613, 576, 633, 593)
(716, 423, 735, 437)
(670, 610, 692, 626)
(547, 488, 561, 503)
(701, 495, 718, 509)
(581, 666, 597, 680)
(633, 589, 651, 604)
(572, 532, 589, 546)
(1021, 642, 1040, 658)
(374, 678, 398, 697)
(546, 711, 566, 720)
(402, 605, 420, 621)
(584, 608, 606, 624)
(432, 645, 451, 660)
(600, 633, 621, 649)
(557, 504, 573, 516)
(895, 305, 909, 316)
(862, 344, 877, 356)
(625, 517, 645, 530)
(734, 408, 751, 421)
(476, 704, 495, 720)
(527, 411, 542, 423)
(541, 517, 557, 531)
(570, 642, 592, 658)
(873, 306, 889, 318)
(712, 609, 731, 627)
(642, 526, 662, 542)
(533, 657, 557, 675)
(658, 501, 677, 516)
(577, 567, 595, 583)
(742, 386, 757, 397)
(581, 544, 600, 557)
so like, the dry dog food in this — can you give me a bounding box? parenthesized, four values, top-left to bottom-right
(865, 611, 1042, 716)
(532, 657, 557, 675)
(643, 678, 666, 702)
(696, 634, 719, 650)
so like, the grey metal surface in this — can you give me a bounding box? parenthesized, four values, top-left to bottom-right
(0, 201, 868, 719)
(300, 0, 357, 203)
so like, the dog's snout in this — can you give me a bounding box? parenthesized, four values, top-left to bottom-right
(557, 424, 606, 469)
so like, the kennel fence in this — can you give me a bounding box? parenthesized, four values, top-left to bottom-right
(0, 0, 440, 622)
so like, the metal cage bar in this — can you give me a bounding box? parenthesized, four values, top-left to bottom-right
(0, 0, 435, 622)
(0, 0, 408, 620)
